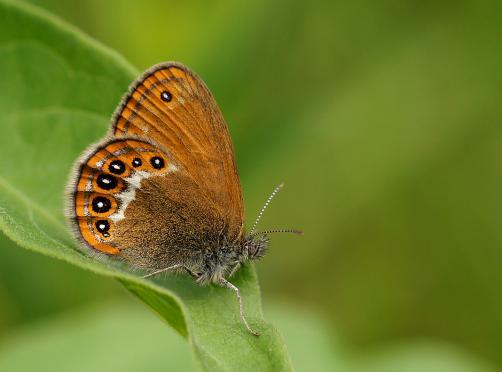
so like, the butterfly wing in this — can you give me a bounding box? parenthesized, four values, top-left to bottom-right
(68, 137, 227, 270)
(67, 138, 178, 255)
(111, 62, 244, 240)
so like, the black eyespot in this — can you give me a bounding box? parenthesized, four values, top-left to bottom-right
(108, 160, 125, 175)
(160, 91, 172, 102)
(92, 196, 111, 213)
(96, 174, 117, 190)
(150, 156, 165, 169)
(95, 219, 110, 237)
(132, 158, 142, 167)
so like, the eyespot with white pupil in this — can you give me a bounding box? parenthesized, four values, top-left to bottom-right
(95, 219, 110, 237)
(92, 196, 111, 213)
(160, 91, 172, 102)
(108, 160, 125, 175)
(96, 174, 117, 190)
(132, 158, 142, 167)
(150, 156, 165, 169)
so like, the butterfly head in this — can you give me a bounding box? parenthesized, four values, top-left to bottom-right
(241, 183, 302, 263)
(243, 234, 269, 261)
(242, 228, 303, 262)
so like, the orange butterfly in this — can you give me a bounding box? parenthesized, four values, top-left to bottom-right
(66, 62, 301, 335)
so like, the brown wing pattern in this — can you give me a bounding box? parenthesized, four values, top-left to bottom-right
(70, 138, 175, 254)
(111, 62, 244, 239)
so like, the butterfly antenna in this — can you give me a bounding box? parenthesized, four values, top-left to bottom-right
(250, 183, 285, 235)
(251, 228, 304, 237)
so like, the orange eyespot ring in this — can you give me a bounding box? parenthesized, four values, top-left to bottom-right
(92, 173, 124, 194)
(131, 157, 143, 168)
(107, 159, 126, 175)
(95, 219, 111, 238)
(150, 156, 165, 169)
(103, 158, 133, 178)
(76, 217, 118, 254)
(89, 194, 117, 217)
(160, 91, 172, 102)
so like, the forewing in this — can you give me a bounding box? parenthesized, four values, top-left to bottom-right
(111, 62, 244, 239)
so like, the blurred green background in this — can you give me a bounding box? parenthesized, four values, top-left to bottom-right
(1, 0, 501, 370)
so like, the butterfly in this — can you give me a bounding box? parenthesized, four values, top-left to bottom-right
(66, 62, 301, 336)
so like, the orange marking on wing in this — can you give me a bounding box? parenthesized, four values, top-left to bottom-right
(75, 192, 87, 217)
(115, 117, 127, 134)
(77, 217, 119, 255)
(169, 66, 186, 79)
(76, 167, 93, 189)
(101, 158, 133, 179)
(121, 142, 170, 174)
(142, 74, 159, 89)
(72, 137, 175, 256)
(94, 243, 119, 255)
(86, 150, 108, 169)
(118, 105, 134, 131)
(91, 175, 124, 195)
(74, 192, 118, 218)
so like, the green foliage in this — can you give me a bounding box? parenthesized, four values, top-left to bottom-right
(1, 0, 502, 370)
(0, 300, 496, 372)
(0, 1, 293, 370)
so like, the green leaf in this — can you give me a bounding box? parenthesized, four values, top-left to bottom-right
(0, 302, 331, 372)
(0, 300, 495, 372)
(0, 301, 196, 372)
(0, 1, 293, 371)
(346, 342, 499, 372)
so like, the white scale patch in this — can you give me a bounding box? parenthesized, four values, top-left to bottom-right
(109, 163, 178, 223)
(109, 171, 149, 223)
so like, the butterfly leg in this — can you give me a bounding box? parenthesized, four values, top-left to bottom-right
(219, 278, 260, 336)
(142, 264, 198, 279)
(228, 262, 241, 278)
